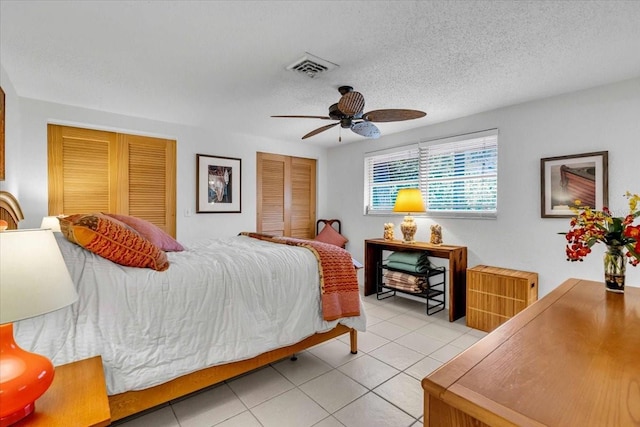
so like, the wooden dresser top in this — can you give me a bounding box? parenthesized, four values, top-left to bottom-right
(423, 278, 640, 427)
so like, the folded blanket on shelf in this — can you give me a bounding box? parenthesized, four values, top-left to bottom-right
(387, 251, 431, 265)
(386, 251, 433, 273)
(385, 281, 422, 293)
(383, 270, 428, 292)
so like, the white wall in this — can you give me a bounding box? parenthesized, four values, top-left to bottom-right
(327, 77, 640, 297)
(0, 66, 21, 195)
(1, 92, 329, 244)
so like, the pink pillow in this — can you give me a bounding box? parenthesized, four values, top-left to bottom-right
(105, 213, 184, 252)
(314, 224, 348, 248)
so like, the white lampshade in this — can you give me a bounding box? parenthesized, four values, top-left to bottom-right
(40, 216, 62, 232)
(0, 229, 78, 324)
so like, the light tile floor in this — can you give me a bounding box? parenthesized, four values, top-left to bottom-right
(113, 293, 488, 427)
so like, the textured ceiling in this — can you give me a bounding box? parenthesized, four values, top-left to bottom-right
(2, 1, 640, 146)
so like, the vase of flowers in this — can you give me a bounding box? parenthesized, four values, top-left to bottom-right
(604, 244, 626, 292)
(562, 192, 640, 293)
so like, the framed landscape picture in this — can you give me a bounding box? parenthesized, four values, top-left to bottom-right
(196, 154, 241, 213)
(540, 151, 608, 218)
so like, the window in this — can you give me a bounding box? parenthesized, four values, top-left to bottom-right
(364, 147, 419, 214)
(420, 131, 498, 217)
(364, 129, 498, 218)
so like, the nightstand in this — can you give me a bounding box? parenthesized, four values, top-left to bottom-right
(13, 356, 110, 427)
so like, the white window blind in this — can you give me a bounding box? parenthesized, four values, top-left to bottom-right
(364, 147, 419, 214)
(363, 129, 498, 218)
(420, 131, 498, 218)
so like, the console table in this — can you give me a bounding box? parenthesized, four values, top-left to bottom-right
(422, 278, 640, 426)
(364, 239, 468, 321)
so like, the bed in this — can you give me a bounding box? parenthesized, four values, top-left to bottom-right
(0, 192, 365, 422)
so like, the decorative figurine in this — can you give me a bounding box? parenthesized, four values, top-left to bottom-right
(383, 223, 395, 240)
(430, 224, 442, 245)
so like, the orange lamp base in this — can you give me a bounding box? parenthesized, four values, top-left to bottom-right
(0, 323, 55, 427)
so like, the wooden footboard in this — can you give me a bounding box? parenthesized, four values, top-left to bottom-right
(109, 325, 357, 421)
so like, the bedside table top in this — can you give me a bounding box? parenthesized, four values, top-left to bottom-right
(14, 355, 110, 427)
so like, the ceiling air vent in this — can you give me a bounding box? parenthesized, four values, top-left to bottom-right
(287, 53, 338, 79)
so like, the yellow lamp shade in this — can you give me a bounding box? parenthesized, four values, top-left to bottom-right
(393, 188, 425, 213)
(392, 189, 425, 243)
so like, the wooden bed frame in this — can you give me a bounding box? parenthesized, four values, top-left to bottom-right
(109, 326, 357, 421)
(0, 191, 359, 422)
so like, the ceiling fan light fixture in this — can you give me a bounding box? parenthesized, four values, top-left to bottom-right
(272, 86, 426, 141)
(286, 52, 338, 79)
(352, 122, 380, 139)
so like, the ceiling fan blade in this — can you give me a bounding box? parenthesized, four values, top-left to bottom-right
(362, 109, 426, 122)
(351, 121, 381, 139)
(337, 91, 365, 116)
(272, 115, 332, 120)
(302, 122, 339, 139)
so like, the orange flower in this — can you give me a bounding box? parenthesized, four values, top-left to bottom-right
(624, 225, 640, 239)
(561, 192, 640, 265)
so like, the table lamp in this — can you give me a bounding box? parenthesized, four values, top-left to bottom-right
(393, 188, 426, 243)
(0, 229, 78, 426)
(40, 216, 62, 232)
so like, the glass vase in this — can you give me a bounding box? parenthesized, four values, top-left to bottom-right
(604, 245, 626, 293)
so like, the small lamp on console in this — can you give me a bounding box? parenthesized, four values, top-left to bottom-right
(0, 229, 78, 426)
(393, 188, 426, 244)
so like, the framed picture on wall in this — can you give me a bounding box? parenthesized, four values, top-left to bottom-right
(196, 154, 241, 213)
(540, 151, 608, 218)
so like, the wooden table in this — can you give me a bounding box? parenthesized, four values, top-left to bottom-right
(364, 239, 468, 321)
(14, 356, 110, 427)
(422, 278, 640, 427)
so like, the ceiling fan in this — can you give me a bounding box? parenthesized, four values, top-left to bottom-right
(272, 86, 426, 141)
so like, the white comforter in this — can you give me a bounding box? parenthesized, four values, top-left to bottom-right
(14, 234, 366, 395)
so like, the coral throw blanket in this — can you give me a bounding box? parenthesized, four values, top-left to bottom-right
(242, 232, 361, 321)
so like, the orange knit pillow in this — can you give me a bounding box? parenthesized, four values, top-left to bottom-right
(59, 214, 83, 244)
(60, 213, 169, 271)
